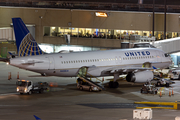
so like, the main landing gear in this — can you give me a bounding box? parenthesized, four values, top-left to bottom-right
(108, 73, 119, 88)
(109, 81, 119, 88)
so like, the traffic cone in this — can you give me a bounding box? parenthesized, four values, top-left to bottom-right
(169, 89, 171, 97)
(172, 88, 174, 96)
(159, 90, 162, 97)
(102, 77, 104, 82)
(17, 72, 19, 79)
(8, 72, 11, 80)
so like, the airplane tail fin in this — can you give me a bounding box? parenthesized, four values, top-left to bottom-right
(12, 18, 44, 57)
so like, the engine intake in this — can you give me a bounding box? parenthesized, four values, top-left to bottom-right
(126, 70, 153, 83)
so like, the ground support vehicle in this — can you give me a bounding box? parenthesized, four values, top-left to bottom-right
(16, 80, 49, 95)
(169, 70, 180, 80)
(140, 84, 158, 94)
(77, 78, 102, 92)
(153, 77, 175, 87)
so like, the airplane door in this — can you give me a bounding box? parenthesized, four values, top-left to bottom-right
(48, 57, 55, 70)
(78, 67, 88, 77)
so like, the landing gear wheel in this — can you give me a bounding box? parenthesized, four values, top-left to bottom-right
(109, 81, 119, 88)
(113, 82, 119, 88)
(28, 91, 32, 95)
(109, 81, 113, 88)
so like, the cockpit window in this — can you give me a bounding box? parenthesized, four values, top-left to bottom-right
(165, 53, 170, 57)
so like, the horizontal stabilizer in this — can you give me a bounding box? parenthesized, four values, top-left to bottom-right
(8, 52, 18, 58)
(0, 58, 9, 62)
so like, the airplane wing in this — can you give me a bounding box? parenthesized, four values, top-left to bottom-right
(21, 60, 44, 65)
(103, 66, 155, 74)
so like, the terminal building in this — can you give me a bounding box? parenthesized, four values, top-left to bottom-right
(1, 0, 180, 66)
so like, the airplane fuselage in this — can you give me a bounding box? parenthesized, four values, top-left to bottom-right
(9, 48, 172, 77)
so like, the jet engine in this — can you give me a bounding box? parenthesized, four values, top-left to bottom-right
(126, 70, 153, 83)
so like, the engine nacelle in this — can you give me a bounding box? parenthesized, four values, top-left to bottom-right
(126, 70, 153, 83)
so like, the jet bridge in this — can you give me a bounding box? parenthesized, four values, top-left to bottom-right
(153, 37, 180, 54)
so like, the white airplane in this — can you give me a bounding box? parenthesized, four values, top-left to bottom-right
(2, 18, 172, 88)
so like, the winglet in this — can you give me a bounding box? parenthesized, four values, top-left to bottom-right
(152, 66, 157, 69)
(33, 115, 41, 120)
(12, 18, 44, 57)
